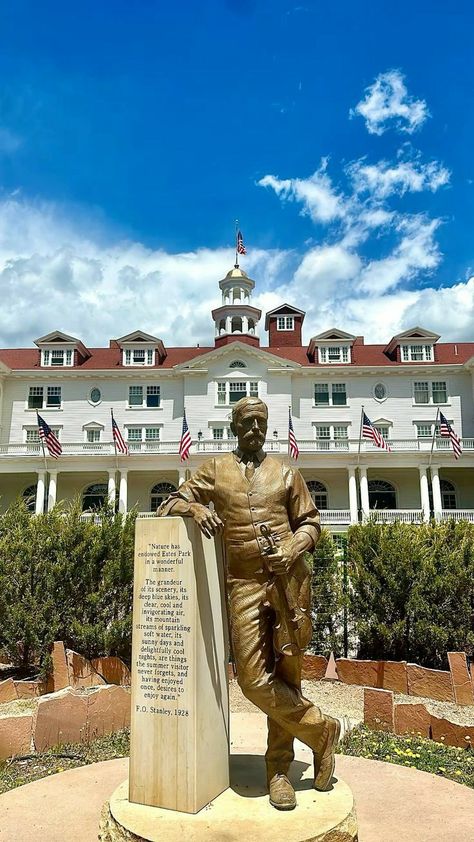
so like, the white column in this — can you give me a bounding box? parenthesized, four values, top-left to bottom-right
(419, 466, 430, 522)
(431, 465, 442, 520)
(348, 467, 359, 523)
(119, 470, 128, 514)
(108, 471, 116, 508)
(47, 470, 57, 511)
(178, 468, 186, 487)
(225, 316, 232, 333)
(35, 471, 46, 515)
(359, 467, 370, 518)
(242, 315, 249, 334)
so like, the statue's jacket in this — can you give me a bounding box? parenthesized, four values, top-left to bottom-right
(159, 451, 320, 592)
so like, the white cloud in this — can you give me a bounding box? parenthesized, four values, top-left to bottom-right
(348, 157, 450, 199)
(351, 70, 429, 135)
(258, 160, 346, 224)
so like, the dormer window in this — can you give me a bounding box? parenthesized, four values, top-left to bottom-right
(277, 316, 294, 331)
(318, 346, 350, 364)
(123, 348, 155, 366)
(401, 344, 433, 362)
(41, 349, 74, 367)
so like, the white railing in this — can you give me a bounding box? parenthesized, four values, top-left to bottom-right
(1, 437, 473, 458)
(320, 510, 352, 524)
(369, 509, 424, 523)
(440, 510, 474, 522)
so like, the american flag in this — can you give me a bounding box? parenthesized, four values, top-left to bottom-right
(439, 412, 462, 459)
(111, 413, 128, 455)
(362, 411, 392, 452)
(237, 230, 246, 255)
(179, 410, 192, 462)
(37, 413, 62, 458)
(288, 408, 299, 460)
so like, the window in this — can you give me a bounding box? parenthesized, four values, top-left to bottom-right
(127, 427, 142, 441)
(86, 429, 101, 443)
(416, 424, 432, 438)
(368, 480, 397, 510)
(314, 423, 349, 449)
(334, 425, 349, 441)
(123, 348, 154, 366)
(82, 483, 108, 511)
(307, 480, 328, 510)
(90, 387, 101, 404)
(314, 383, 347, 406)
(22, 485, 37, 513)
(127, 385, 160, 408)
(41, 349, 73, 367)
(413, 380, 447, 405)
(212, 428, 224, 439)
(374, 425, 390, 441)
(440, 479, 456, 510)
(277, 316, 294, 330)
(47, 386, 61, 408)
(373, 382, 387, 401)
(401, 344, 433, 362)
(318, 346, 350, 364)
(216, 380, 259, 405)
(24, 427, 59, 447)
(229, 360, 246, 368)
(315, 426, 330, 449)
(28, 386, 43, 409)
(150, 482, 176, 511)
(127, 426, 160, 446)
(26, 429, 40, 443)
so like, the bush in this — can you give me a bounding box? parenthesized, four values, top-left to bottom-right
(348, 518, 474, 668)
(0, 498, 136, 676)
(308, 529, 344, 656)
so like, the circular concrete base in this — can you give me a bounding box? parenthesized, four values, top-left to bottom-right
(99, 754, 358, 842)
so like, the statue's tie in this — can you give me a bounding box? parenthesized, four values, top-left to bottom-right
(245, 459, 255, 481)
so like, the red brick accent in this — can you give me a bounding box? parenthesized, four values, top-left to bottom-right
(430, 714, 474, 749)
(447, 652, 474, 706)
(301, 654, 328, 680)
(214, 334, 260, 348)
(268, 316, 303, 347)
(364, 688, 394, 732)
(394, 703, 431, 738)
(407, 664, 454, 702)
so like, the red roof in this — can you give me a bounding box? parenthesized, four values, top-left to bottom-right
(1, 341, 474, 370)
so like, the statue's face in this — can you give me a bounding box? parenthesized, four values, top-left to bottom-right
(232, 406, 268, 454)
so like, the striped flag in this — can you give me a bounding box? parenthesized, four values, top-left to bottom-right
(362, 411, 392, 452)
(179, 410, 192, 462)
(37, 413, 62, 458)
(111, 412, 128, 455)
(237, 230, 246, 255)
(439, 412, 462, 459)
(288, 408, 299, 460)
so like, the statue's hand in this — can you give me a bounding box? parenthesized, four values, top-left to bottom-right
(188, 503, 224, 539)
(270, 533, 311, 576)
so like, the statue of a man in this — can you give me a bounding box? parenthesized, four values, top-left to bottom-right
(158, 397, 341, 810)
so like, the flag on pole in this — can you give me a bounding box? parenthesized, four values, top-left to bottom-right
(439, 412, 462, 459)
(237, 230, 246, 255)
(179, 409, 192, 462)
(37, 413, 62, 458)
(288, 408, 299, 460)
(111, 413, 128, 455)
(362, 411, 392, 452)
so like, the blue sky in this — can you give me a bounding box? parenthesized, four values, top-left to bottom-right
(0, 0, 473, 347)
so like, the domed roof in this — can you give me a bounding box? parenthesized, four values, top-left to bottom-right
(224, 266, 250, 280)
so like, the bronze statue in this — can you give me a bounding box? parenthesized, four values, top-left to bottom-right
(158, 397, 341, 810)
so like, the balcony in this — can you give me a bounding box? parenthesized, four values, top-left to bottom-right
(367, 509, 424, 523)
(320, 510, 351, 525)
(439, 509, 474, 523)
(0, 437, 473, 459)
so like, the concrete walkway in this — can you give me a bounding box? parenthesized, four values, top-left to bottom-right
(1, 712, 473, 842)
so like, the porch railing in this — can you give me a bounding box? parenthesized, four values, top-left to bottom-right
(368, 509, 424, 523)
(440, 509, 474, 522)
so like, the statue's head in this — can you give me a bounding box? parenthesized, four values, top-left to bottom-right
(230, 397, 268, 454)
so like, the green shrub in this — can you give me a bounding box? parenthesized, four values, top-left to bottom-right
(308, 529, 344, 655)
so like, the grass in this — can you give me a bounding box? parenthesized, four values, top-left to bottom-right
(338, 724, 474, 788)
(0, 725, 473, 794)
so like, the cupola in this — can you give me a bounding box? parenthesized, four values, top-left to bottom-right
(212, 266, 261, 348)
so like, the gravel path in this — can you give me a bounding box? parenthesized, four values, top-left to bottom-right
(229, 678, 474, 725)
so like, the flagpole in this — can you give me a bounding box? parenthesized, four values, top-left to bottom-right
(111, 408, 119, 472)
(36, 411, 48, 510)
(234, 219, 239, 268)
(429, 407, 440, 468)
(357, 405, 364, 468)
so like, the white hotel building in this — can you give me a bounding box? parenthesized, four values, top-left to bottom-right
(0, 264, 473, 533)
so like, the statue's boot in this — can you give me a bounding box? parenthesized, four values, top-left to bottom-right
(268, 773, 297, 810)
(314, 715, 353, 791)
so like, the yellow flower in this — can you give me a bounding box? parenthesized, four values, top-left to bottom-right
(454, 770, 462, 776)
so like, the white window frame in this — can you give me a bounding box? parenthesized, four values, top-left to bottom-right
(413, 380, 448, 406)
(127, 384, 161, 409)
(126, 425, 161, 447)
(41, 348, 74, 367)
(314, 382, 348, 407)
(122, 347, 155, 366)
(313, 423, 350, 449)
(401, 344, 434, 362)
(414, 421, 445, 439)
(23, 425, 61, 446)
(318, 345, 350, 364)
(276, 316, 294, 331)
(215, 380, 259, 406)
(27, 385, 62, 410)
